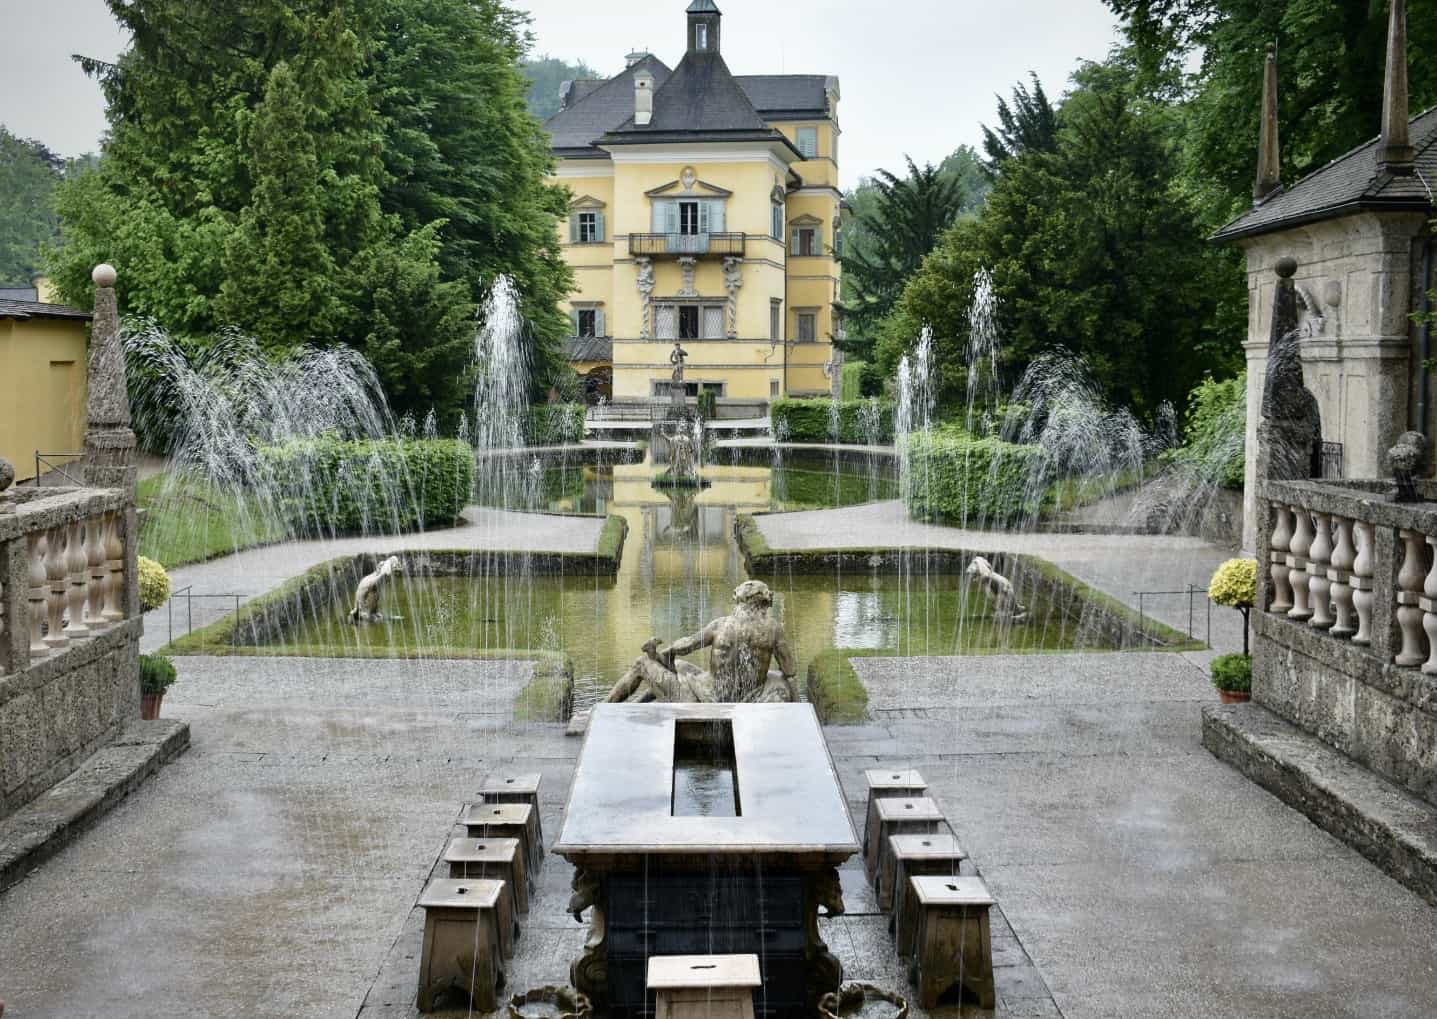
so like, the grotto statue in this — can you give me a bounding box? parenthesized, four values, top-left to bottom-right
(966, 555, 1028, 623)
(605, 579, 798, 704)
(1388, 430, 1427, 503)
(349, 555, 402, 624)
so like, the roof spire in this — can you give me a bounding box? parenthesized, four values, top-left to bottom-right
(1254, 42, 1282, 203)
(1377, 0, 1415, 175)
(687, 0, 721, 56)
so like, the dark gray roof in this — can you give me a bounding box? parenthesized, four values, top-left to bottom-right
(567, 336, 612, 362)
(601, 51, 799, 156)
(0, 298, 91, 322)
(686, 0, 721, 11)
(1214, 105, 1437, 243)
(0, 286, 38, 302)
(735, 75, 829, 117)
(543, 54, 672, 157)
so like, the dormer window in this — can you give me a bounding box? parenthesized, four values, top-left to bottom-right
(695, 23, 708, 50)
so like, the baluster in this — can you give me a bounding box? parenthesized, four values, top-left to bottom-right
(1352, 521, 1375, 645)
(103, 511, 124, 623)
(1329, 515, 1357, 638)
(63, 518, 90, 639)
(85, 514, 107, 631)
(1269, 502, 1293, 613)
(1395, 529, 1427, 667)
(27, 532, 48, 658)
(1287, 507, 1314, 621)
(44, 525, 68, 650)
(1307, 511, 1334, 630)
(1423, 535, 1437, 675)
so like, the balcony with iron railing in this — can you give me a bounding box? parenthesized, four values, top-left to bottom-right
(627, 232, 747, 258)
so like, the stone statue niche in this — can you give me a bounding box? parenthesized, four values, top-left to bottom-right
(605, 579, 799, 704)
(348, 555, 402, 624)
(1257, 256, 1323, 482)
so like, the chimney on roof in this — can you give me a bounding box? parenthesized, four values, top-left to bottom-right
(634, 68, 654, 127)
(625, 50, 649, 68)
(1254, 42, 1282, 203)
(687, 0, 721, 56)
(558, 80, 573, 111)
(1377, 0, 1416, 175)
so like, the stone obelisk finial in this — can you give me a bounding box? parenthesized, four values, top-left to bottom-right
(1254, 42, 1282, 202)
(1377, 0, 1415, 174)
(82, 263, 136, 491)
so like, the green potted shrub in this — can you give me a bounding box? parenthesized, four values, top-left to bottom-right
(139, 653, 177, 719)
(1210, 652, 1252, 704)
(138, 555, 172, 612)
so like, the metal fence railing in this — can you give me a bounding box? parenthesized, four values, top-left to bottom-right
(32, 450, 86, 487)
(1135, 585, 1212, 645)
(166, 585, 246, 644)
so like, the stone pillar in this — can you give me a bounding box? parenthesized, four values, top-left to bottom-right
(82, 264, 136, 493)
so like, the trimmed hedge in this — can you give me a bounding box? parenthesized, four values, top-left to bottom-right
(904, 432, 1051, 526)
(259, 437, 474, 535)
(524, 403, 586, 445)
(805, 648, 875, 724)
(840, 360, 864, 400)
(770, 398, 895, 444)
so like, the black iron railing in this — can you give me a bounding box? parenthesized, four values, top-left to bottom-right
(1321, 441, 1344, 480)
(627, 232, 746, 257)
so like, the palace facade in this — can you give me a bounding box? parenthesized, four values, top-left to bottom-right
(544, 0, 843, 414)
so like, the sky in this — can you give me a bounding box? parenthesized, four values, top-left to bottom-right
(0, 0, 1126, 189)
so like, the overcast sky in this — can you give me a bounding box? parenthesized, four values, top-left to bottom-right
(1, 0, 1125, 189)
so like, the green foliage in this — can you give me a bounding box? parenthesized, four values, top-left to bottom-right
(879, 54, 1244, 418)
(841, 149, 988, 346)
(258, 437, 474, 534)
(1209, 558, 1257, 609)
(523, 403, 586, 445)
(0, 128, 64, 287)
(511, 653, 576, 722)
(904, 432, 1051, 525)
(595, 514, 628, 562)
(805, 648, 873, 724)
(696, 389, 718, 421)
(139, 473, 290, 568)
(840, 360, 864, 401)
(1210, 652, 1252, 693)
(138, 556, 172, 612)
(980, 73, 1060, 175)
(138, 654, 178, 694)
(522, 55, 600, 120)
(769, 398, 895, 444)
(1166, 372, 1246, 489)
(47, 0, 571, 426)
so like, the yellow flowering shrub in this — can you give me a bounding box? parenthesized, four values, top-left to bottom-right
(1208, 558, 1257, 609)
(138, 555, 172, 612)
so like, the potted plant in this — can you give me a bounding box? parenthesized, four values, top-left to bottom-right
(1210, 651, 1252, 704)
(139, 653, 177, 719)
(138, 555, 172, 613)
(1208, 557, 1256, 702)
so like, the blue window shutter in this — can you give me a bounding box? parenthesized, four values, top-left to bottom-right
(709, 200, 724, 233)
(569, 215, 579, 243)
(594, 211, 605, 242)
(595, 308, 605, 337)
(698, 201, 710, 234)
(665, 201, 678, 234)
(651, 201, 663, 233)
(569, 308, 579, 336)
(790, 227, 801, 256)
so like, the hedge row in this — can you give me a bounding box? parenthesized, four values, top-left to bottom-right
(770, 398, 895, 444)
(259, 437, 474, 535)
(904, 432, 1051, 525)
(524, 403, 587, 445)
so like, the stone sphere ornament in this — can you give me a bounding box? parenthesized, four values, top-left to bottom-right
(1275, 255, 1298, 279)
(92, 263, 118, 287)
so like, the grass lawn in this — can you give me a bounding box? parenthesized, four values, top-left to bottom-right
(138, 473, 289, 569)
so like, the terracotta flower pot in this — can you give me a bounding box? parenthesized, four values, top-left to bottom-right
(141, 692, 164, 720)
(1218, 689, 1251, 705)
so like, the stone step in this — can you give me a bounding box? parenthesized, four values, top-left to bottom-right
(1202, 702, 1437, 906)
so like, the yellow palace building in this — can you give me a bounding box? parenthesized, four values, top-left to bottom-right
(544, 0, 843, 416)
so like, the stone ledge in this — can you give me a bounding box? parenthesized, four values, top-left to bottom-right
(1202, 702, 1437, 906)
(0, 717, 189, 892)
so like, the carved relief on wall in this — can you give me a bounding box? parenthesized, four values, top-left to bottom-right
(721, 256, 743, 338)
(635, 257, 655, 339)
(677, 256, 698, 298)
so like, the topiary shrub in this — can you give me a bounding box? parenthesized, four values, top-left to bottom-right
(769, 398, 895, 443)
(139, 653, 178, 694)
(523, 403, 586, 445)
(904, 431, 1051, 526)
(259, 437, 474, 535)
(1209, 557, 1257, 654)
(1210, 652, 1251, 693)
(138, 555, 171, 611)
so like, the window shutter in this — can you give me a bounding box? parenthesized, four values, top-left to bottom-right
(709, 201, 724, 233)
(593, 211, 605, 242)
(664, 201, 678, 235)
(651, 201, 663, 233)
(595, 309, 605, 338)
(790, 227, 801, 256)
(569, 309, 579, 336)
(698, 201, 711, 234)
(569, 215, 579, 243)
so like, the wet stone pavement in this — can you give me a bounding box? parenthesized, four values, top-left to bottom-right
(2, 643, 1437, 1017)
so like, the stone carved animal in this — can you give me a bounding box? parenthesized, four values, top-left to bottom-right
(348, 555, 401, 624)
(965, 555, 1028, 623)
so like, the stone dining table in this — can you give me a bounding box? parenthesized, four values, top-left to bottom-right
(553, 702, 860, 1018)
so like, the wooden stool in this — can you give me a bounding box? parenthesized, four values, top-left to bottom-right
(889, 833, 967, 956)
(416, 878, 505, 1013)
(909, 875, 994, 1010)
(442, 838, 522, 958)
(648, 954, 761, 1019)
(480, 773, 544, 866)
(461, 802, 537, 879)
(445, 835, 528, 914)
(871, 796, 946, 903)
(862, 769, 927, 877)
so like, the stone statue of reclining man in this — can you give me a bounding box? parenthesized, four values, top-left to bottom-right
(605, 579, 798, 704)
